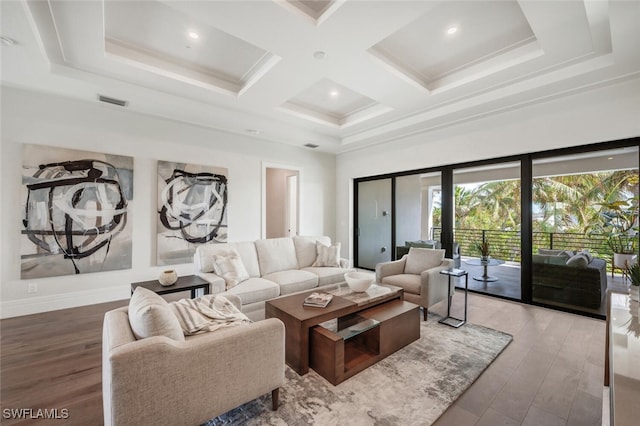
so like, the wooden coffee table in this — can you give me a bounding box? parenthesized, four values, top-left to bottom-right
(265, 283, 419, 383)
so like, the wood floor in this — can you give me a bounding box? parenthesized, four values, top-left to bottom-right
(0, 294, 605, 425)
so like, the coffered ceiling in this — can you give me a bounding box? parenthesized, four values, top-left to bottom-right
(2, 0, 639, 153)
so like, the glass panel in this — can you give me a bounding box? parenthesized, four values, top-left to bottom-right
(532, 147, 639, 316)
(357, 179, 392, 269)
(317, 314, 380, 340)
(453, 162, 522, 299)
(395, 172, 442, 260)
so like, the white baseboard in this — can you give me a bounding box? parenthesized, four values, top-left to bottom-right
(0, 287, 129, 319)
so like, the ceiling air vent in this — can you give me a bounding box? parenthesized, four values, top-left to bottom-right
(98, 94, 128, 107)
(304, 143, 319, 149)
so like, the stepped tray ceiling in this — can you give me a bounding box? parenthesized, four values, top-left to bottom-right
(2, 0, 639, 153)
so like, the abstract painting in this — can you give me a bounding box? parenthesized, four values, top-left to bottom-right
(21, 144, 134, 279)
(157, 160, 228, 265)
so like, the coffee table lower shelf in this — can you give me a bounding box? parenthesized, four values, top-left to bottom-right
(309, 300, 419, 385)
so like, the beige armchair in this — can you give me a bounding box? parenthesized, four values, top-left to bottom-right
(376, 248, 454, 321)
(102, 294, 285, 426)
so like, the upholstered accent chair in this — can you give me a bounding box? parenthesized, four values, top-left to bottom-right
(102, 294, 285, 426)
(376, 248, 454, 320)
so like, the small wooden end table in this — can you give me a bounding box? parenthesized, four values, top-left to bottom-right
(438, 268, 468, 328)
(131, 275, 210, 299)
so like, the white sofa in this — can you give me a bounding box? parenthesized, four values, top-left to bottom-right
(194, 236, 354, 321)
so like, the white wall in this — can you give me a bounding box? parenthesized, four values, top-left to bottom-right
(336, 77, 640, 263)
(266, 167, 298, 238)
(0, 87, 336, 318)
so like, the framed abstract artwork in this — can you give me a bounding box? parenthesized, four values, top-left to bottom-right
(156, 160, 228, 265)
(21, 144, 134, 279)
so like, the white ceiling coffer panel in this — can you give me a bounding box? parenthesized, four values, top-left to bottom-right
(275, 0, 346, 26)
(279, 78, 393, 128)
(6, 0, 639, 153)
(369, 0, 539, 92)
(103, 1, 280, 96)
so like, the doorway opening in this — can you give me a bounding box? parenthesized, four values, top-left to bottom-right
(263, 165, 300, 238)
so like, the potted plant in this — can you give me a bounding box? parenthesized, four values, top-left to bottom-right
(627, 261, 640, 302)
(590, 197, 639, 270)
(476, 240, 491, 261)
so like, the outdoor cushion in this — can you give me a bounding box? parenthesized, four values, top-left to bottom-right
(566, 253, 589, 268)
(404, 248, 445, 275)
(128, 287, 185, 342)
(255, 238, 299, 275)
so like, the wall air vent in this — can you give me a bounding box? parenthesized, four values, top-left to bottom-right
(304, 143, 319, 148)
(98, 94, 128, 107)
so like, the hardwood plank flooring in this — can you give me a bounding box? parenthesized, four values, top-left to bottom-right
(0, 295, 605, 425)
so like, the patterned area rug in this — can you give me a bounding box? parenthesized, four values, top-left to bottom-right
(205, 314, 512, 426)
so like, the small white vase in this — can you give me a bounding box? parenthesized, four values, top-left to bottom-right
(158, 270, 178, 286)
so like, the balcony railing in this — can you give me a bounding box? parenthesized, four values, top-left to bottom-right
(432, 227, 622, 268)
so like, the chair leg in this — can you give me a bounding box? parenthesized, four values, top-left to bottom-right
(423, 307, 428, 321)
(272, 388, 279, 411)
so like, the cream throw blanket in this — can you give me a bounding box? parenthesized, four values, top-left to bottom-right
(169, 294, 251, 335)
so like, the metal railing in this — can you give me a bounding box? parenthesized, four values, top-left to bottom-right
(432, 227, 619, 267)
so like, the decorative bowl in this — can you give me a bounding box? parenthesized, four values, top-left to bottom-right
(158, 270, 178, 286)
(344, 271, 374, 292)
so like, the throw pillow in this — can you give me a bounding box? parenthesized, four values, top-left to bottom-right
(566, 253, 589, 268)
(212, 250, 250, 289)
(404, 247, 445, 275)
(580, 249, 594, 263)
(128, 287, 185, 341)
(312, 241, 341, 267)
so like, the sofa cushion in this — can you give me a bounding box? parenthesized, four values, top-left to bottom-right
(212, 250, 250, 289)
(128, 287, 185, 342)
(223, 277, 280, 305)
(255, 237, 299, 275)
(302, 266, 347, 286)
(404, 248, 445, 275)
(312, 241, 341, 267)
(262, 270, 318, 295)
(293, 235, 331, 268)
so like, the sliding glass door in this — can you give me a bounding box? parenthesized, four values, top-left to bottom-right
(531, 147, 639, 316)
(356, 179, 392, 269)
(452, 162, 522, 300)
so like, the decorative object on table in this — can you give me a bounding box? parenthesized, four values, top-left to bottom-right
(157, 160, 228, 266)
(627, 261, 640, 302)
(303, 292, 333, 308)
(20, 144, 133, 279)
(344, 271, 374, 292)
(475, 240, 491, 261)
(158, 269, 178, 286)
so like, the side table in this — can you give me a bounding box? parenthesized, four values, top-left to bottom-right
(438, 268, 469, 328)
(131, 275, 210, 299)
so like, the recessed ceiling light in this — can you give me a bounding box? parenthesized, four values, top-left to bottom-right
(313, 51, 327, 60)
(329, 90, 339, 98)
(446, 26, 458, 35)
(188, 31, 199, 40)
(607, 157, 614, 160)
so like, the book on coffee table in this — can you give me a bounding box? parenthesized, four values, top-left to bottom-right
(303, 292, 333, 308)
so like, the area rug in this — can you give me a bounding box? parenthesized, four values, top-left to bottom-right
(204, 314, 512, 426)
